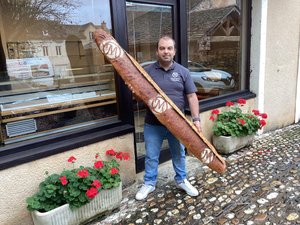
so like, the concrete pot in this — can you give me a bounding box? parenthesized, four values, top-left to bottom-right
(31, 183, 122, 225)
(212, 135, 255, 154)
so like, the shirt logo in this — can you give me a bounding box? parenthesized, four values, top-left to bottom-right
(171, 72, 180, 82)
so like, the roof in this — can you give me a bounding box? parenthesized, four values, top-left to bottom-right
(126, 5, 240, 45)
(188, 6, 240, 41)
(6, 22, 100, 42)
(127, 10, 172, 45)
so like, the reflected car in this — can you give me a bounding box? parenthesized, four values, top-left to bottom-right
(188, 61, 235, 95)
(140, 61, 235, 96)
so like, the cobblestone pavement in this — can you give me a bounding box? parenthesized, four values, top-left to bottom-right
(89, 123, 300, 225)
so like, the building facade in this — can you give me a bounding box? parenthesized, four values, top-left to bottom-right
(0, 0, 299, 224)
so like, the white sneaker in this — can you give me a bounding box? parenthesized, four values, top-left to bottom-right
(177, 179, 199, 196)
(135, 184, 155, 200)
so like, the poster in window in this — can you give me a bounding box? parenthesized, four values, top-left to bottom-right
(6, 57, 54, 80)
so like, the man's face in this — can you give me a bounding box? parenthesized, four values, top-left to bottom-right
(156, 38, 176, 63)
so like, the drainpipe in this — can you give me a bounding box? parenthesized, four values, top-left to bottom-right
(250, 0, 268, 134)
(257, 0, 268, 116)
(295, 28, 300, 123)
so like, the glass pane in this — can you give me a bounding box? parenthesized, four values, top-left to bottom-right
(0, 0, 117, 145)
(187, 0, 242, 100)
(126, 2, 173, 158)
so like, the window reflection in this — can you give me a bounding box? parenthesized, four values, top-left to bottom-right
(126, 2, 172, 63)
(0, 0, 117, 144)
(188, 0, 242, 100)
(126, 1, 173, 158)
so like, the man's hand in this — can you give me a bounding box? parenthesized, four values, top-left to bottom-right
(193, 120, 202, 132)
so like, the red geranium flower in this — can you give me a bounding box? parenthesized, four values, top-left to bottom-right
(122, 153, 130, 160)
(252, 109, 260, 115)
(67, 156, 77, 163)
(92, 180, 101, 188)
(260, 120, 266, 127)
(260, 113, 268, 119)
(110, 167, 119, 175)
(211, 109, 220, 115)
(59, 176, 68, 185)
(77, 169, 89, 178)
(116, 152, 123, 160)
(238, 119, 246, 125)
(237, 98, 246, 105)
(86, 187, 98, 199)
(94, 160, 104, 169)
(226, 101, 234, 107)
(106, 149, 116, 156)
(209, 115, 215, 121)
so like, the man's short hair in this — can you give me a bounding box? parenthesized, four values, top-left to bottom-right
(156, 35, 176, 49)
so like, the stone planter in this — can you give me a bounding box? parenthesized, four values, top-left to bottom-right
(212, 135, 255, 154)
(31, 183, 122, 225)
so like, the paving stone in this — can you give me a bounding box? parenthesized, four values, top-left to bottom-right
(157, 210, 166, 218)
(253, 213, 267, 223)
(286, 212, 299, 221)
(235, 211, 245, 219)
(231, 218, 239, 225)
(217, 217, 227, 225)
(86, 123, 300, 225)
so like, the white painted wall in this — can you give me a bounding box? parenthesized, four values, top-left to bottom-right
(250, 0, 300, 131)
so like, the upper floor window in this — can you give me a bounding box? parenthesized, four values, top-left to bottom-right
(89, 32, 94, 41)
(0, 0, 117, 145)
(43, 46, 49, 56)
(55, 46, 62, 56)
(187, 0, 246, 100)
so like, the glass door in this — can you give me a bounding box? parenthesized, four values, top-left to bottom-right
(125, 0, 178, 172)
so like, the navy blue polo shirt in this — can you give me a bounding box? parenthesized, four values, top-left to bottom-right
(144, 61, 197, 125)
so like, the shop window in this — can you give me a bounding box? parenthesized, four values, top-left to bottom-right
(187, 0, 246, 100)
(0, 0, 118, 145)
(126, 1, 173, 159)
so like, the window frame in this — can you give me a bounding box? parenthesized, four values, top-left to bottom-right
(42, 46, 49, 56)
(0, 0, 135, 171)
(55, 46, 62, 56)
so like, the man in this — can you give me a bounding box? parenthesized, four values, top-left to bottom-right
(135, 36, 201, 200)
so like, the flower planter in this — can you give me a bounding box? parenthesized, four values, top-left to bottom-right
(31, 183, 122, 225)
(212, 135, 255, 154)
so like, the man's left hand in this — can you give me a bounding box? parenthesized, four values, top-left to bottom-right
(193, 121, 202, 132)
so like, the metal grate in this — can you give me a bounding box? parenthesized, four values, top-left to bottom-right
(6, 119, 37, 137)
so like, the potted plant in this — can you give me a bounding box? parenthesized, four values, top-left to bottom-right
(26, 149, 129, 225)
(209, 98, 268, 154)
